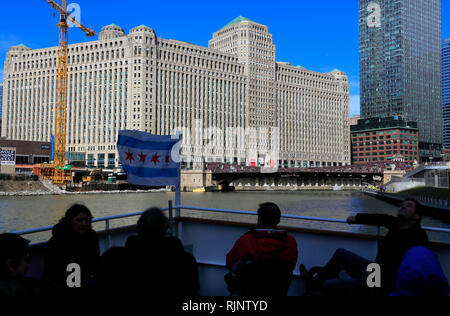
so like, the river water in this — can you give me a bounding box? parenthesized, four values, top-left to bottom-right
(0, 191, 449, 243)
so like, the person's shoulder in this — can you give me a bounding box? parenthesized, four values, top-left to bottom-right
(286, 233, 297, 244)
(87, 228, 99, 239)
(50, 222, 69, 238)
(236, 231, 256, 243)
(164, 236, 184, 252)
(125, 235, 141, 248)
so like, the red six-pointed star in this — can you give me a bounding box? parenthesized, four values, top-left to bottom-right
(125, 151, 134, 163)
(139, 153, 147, 163)
(150, 153, 160, 166)
(165, 154, 170, 164)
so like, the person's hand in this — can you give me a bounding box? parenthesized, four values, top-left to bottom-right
(347, 216, 357, 224)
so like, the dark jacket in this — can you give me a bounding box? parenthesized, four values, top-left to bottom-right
(355, 214, 429, 290)
(44, 222, 99, 289)
(125, 235, 200, 297)
(0, 276, 56, 296)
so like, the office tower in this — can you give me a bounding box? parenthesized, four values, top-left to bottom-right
(443, 38, 450, 149)
(359, 0, 442, 160)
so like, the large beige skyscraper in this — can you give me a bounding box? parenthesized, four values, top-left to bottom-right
(210, 17, 277, 165)
(2, 17, 350, 169)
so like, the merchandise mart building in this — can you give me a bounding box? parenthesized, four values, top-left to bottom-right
(2, 17, 350, 169)
(359, 0, 443, 160)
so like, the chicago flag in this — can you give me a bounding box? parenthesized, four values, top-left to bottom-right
(117, 130, 181, 186)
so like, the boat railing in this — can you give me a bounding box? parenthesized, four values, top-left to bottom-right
(11, 204, 450, 249)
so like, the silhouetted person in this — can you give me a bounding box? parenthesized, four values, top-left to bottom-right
(225, 202, 298, 296)
(301, 198, 429, 296)
(44, 204, 99, 292)
(390, 246, 448, 296)
(95, 247, 134, 296)
(0, 233, 32, 296)
(0, 233, 54, 296)
(125, 207, 199, 297)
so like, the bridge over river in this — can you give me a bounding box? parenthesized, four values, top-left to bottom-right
(202, 162, 414, 191)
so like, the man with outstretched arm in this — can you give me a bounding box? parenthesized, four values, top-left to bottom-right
(300, 198, 429, 296)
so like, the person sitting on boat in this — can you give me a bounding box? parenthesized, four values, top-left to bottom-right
(225, 202, 298, 296)
(43, 204, 100, 292)
(300, 198, 429, 296)
(0, 233, 32, 296)
(0, 233, 54, 296)
(390, 246, 448, 296)
(125, 207, 200, 297)
(95, 246, 134, 296)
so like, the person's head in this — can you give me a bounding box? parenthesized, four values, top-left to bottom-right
(137, 207, 169, 241)
(257, 203, 281, 228)
(391, 246, 449, 296)
(398, 199, 423, 224)
(60, 204, 93, 234)
(0, 233, 30, 278)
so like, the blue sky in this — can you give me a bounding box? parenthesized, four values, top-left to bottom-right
(1, 0, 449, 117)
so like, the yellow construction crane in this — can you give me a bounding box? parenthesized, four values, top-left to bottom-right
(46, 0, 95, 184)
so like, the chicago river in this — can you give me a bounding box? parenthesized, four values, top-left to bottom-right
(0, 191, 448, 243)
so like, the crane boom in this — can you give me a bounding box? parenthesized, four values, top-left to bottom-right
(46, 0, 95, 184)
(46, 0, 95, 37)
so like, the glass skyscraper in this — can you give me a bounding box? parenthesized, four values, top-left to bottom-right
(443, 39, 450, 149)
(359, 0, 442, 160)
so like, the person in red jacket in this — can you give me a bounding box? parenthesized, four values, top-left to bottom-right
(225, 202, 298, 296)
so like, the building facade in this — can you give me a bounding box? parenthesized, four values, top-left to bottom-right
(2, 18, 350, 169)
(359, 0, 442, 160)
(0, 83, 3, 138)
(350, 115, 361, 126)
(275, 65, 350, 167)
(443, 39, 450, 149)
(0, 139, 51, 165)
(351, 116, 419, 164)
(0, 83, 3, 118)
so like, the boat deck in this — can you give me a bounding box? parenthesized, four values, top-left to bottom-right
(17, 205, 450, 296)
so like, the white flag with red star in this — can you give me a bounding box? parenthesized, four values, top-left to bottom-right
(117, 130, 181, 186)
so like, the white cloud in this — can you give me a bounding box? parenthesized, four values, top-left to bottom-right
(350, 95, 360, 117)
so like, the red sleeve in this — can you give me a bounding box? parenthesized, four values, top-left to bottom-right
(280, 235, 298, 266)
(226, 234, 253, 269)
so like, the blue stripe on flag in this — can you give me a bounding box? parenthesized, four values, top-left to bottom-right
(122, 166, 179, 178)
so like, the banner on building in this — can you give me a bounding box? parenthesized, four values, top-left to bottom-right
(0, 150, 16, 166)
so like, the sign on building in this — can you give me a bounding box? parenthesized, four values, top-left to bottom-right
(0, 149, 15, 166)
